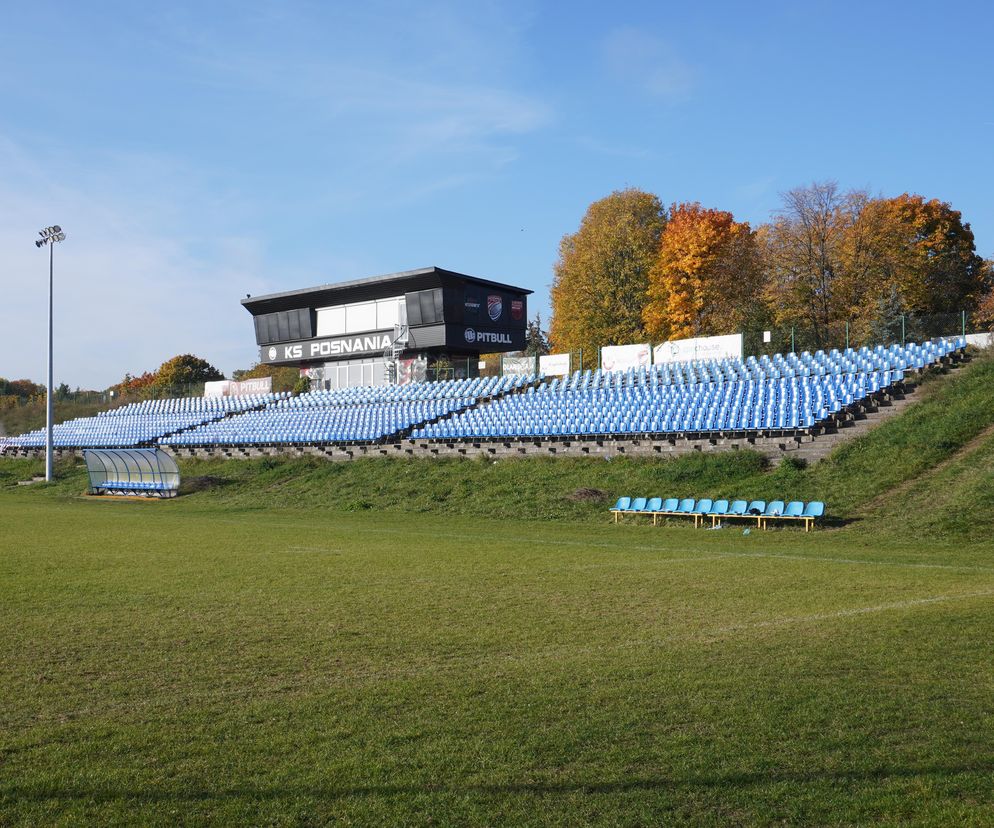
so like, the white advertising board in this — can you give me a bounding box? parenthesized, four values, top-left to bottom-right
(203, 376, 274, 397)
(501, 356, 537, 376)
(653, 333, 743, 365)
(965, 332, 993, 349)
(539, 353, 571, 376)
(600, 343, 651, 372)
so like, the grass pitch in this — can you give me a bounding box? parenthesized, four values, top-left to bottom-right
(3, 352, 993, 824)
(3, 494, 994, 826)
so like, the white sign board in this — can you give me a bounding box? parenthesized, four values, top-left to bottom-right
(600, 343, 651, 372)
(653, 333, 743, 365)
(965, 332, 993, 349)
(203, 376, 273, 397)
(539, 353, 571, 376)
(502, 356, 536, 376)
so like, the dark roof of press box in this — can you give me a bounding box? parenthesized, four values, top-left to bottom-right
(242, 266, 532, 315)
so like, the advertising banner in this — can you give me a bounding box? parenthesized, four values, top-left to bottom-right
(653, 333, 743, 365)
(600, 343, 651, 372)
(397, 358, 428, 385)
(204, 376, 274, 398)
(965, 332, 993, 349)
(539, 353, 571, 376)
(501, 356, 537, 376)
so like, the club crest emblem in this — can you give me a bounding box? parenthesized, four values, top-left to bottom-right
(487, 294, 503, 321)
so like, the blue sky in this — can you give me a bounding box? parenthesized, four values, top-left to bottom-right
(2, 0, 992, 388)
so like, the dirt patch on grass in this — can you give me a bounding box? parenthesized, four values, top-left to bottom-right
(180, 475, 232, 494)
(568, 487, 609, 503)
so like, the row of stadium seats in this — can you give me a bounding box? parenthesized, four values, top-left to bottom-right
(610, 496, 826, 530)
(3, 392, 288, 449)
(168, 375, 540, 446)
(561, 339, 960, 389)
(168, 397, 477, 445)
(282, 374, 529, 408)
(411, 371, 901, 439)
(0, 338, 962, 451)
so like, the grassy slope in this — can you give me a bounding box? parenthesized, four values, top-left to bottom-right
(8, 350, 994, 539)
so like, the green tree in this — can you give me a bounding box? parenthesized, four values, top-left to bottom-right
(153, 354, 224, 389)
(232, 363, 302, 393)
(524, 313, 550, 356)
(549, 188, 666, 355)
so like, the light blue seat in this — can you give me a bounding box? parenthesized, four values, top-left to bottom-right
(701, 499, 730, 527)
(691, 498, 713, 527)
(760, 500, 786, 528)
(727, 500, 748, 517)
(610, 497, 631, 521)
(800, 501, 825, 531)
(646, 497, 665, 524)
(784, 501, 804, 518)
(676, 498, 696, 515)
(746, 501, 766, 521)
(630, 497, 648, 513)
(661, 498, 679, 514)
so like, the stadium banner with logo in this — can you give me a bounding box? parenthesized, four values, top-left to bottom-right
(600, 343, 651, 372)
(261, 331, 394, 364)
(539, 353, 571, 376)
(204, 376, 274, 397)
(653, 333, 743, 365)
(501, 356, 536, 376)
(397, 358, 428, 385)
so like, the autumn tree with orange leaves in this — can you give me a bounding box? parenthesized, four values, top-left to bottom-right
(643, 203, 761, 341)
(861, 194, 989, 314)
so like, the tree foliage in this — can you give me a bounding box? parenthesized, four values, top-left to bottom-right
(550, 188, 666, 354)
(761, 184, 990, 347)
(232, 362, 301, 393)
(644, 203, 760, 341)
(861, 194, 989, 314)
(153, 355, 224, 388)
(524, 313, 550, 356)
(760, 182, 876, 347)
(0, 378, 45, 398)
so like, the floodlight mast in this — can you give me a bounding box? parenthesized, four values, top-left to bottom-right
(35, 225, 66, 482)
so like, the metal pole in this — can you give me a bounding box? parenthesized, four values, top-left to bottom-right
(578, 348, 582, 372)
(962, 309, 967, 338)
(845, 321, 849, 350)
(46, 240, 54, 482)
(790, 326, 795, 354)
(901, 314, 906, 346)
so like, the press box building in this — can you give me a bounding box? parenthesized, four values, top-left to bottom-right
(242, 267, 532, 389)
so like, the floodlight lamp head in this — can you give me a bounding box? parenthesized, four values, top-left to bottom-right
(52, 225, 61, 233)
(35, 239, 44, 248)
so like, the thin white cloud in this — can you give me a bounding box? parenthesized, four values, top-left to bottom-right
(0, 138, 276, 388)
(601, 27, 694, 102)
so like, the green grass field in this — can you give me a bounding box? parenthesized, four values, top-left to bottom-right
(2, 353, 994, 825)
